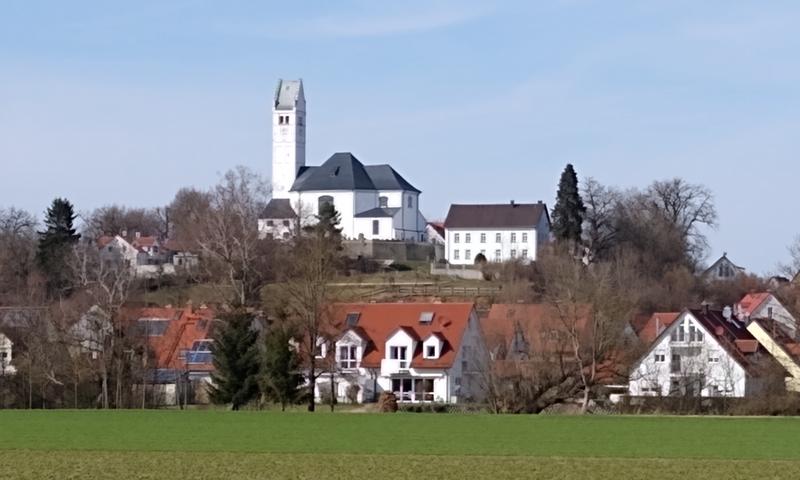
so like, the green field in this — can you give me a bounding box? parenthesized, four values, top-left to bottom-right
(1, 411, 799, 479)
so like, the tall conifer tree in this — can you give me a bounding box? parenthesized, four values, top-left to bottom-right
(209, 311, 261, 410)
(261, 325, 302, 411)
(37, 197, 81, 296)
(552, 164, 586, 245)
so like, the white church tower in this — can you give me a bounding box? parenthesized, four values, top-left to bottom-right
(271, 79, 306, 199)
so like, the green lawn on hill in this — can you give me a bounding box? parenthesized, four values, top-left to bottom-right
(0, 411, 798, 479)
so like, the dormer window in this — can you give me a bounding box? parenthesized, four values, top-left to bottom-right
(338, 345, 358, 369)
(423, 334, 443, 359)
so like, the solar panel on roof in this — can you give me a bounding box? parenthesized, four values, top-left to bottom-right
(137, 319, 170, 336)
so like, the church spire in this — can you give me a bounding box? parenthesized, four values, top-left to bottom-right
(271, 79, 306, 199)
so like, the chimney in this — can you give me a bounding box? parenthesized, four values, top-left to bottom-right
(121, 229, 128, 238)
(715, 326, 724, 336)
(702, 304, 710, 315)
(135, 231, 141, 239)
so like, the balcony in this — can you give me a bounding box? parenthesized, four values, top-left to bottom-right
(381, 358, 410, 375)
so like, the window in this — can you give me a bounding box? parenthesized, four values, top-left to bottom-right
(318, 195, 333, 214)
(372, 220, 379, 235)
(708, 355, 720, 363)
(454, 250, 460, 260)
(495, 249, 501, 260)
(266, 220, 274, 227)
(522, 232, 528, 243)
(278, 115, 284, 125)
(521, 249, 528, 259)
(454, 233, 460, 243)
(379, 196, 388, 208)
(495, 233, 501, 243)
(186, 340, 213, 364)
(510, 233, 517, 243)
(339, 345, 358, 369)
(389, 346, 408, 368)
(345, 312, 360, 327)
(510, 249, 517, 258)
(654, 354, 665, 362)
(671, 354, 681, 373)
(464, 233, 471, 243)
(407, 196, 413, 208)
(298, 115, 304, 126)
(282, 232, 290, 240)
(426, 345, 436, 358)
(465, 249, 471, 260)
(282, 220, 290, 227)
(285, 116, 290, 124)
(480, 233, 486, 243)
(389, 346, 407, 360)
(480, 249, 486, 256)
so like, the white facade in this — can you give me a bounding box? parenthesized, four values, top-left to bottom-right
(0, 333, 16, 375)
(286, 188, 425, 241)
(446, 227, 539, 265)
(272, 79, 306, 199)
(738, 294, 797, 338)
(313, 308, 484, 404)
(629, 311, 751, 398)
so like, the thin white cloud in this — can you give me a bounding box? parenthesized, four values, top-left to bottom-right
(216, 2, 491, 39)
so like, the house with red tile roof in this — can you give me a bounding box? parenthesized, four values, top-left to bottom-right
(629, 306, 773, 398)
(635, 312, 681, 344)
(736, 292, 797, 337)
(133, 304, 217, 404)
(316, 303, 484, 404)
(483, 304, 632, 387)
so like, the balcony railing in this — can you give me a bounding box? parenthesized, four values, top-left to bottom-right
(381, 358, 410, 374)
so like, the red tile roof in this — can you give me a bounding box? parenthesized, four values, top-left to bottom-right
(132, 236, 159, 249)
(483, 303, 592, 355)
(637, 312, 681, 344)
(123, 305, 216, 372)
(326, 303, 475, 369)
(737, 293, 771, 317)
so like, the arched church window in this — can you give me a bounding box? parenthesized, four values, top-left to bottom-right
(379, 196, 388, 208)
(372, 220, 379, 235)
(318, 195, 334, 214)
(407, 196, 413, 208)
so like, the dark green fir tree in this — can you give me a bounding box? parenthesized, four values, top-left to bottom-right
(261, 325, 303, 411)
(551, 164, 586, 245)
(209, 311, 261, 410)
(36, 197, 81, 297)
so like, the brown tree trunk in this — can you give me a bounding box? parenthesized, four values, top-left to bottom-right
(307, 361, 316, 412)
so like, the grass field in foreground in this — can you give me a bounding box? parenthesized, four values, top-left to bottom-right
(1, 411, 799, 479)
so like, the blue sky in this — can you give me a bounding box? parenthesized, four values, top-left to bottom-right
(1, 1, 798, 274)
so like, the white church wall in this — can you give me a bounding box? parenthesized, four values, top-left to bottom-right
(354, 217, 395, 240)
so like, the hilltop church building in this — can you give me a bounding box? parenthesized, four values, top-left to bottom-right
(259, 79, 427, 242)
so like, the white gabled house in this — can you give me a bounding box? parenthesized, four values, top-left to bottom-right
(312, 303, 485, 404)
(443, 201, 550, 265)
(629, 307, 769, 398)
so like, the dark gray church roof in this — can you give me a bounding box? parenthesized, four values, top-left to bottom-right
(364, 165, 420, 193)
(354, 207, 400, 218)
(261, 199, 297, 219)
(290, 152, 420, 193)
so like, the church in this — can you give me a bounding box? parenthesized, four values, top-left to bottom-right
(259, 79, 427, 242)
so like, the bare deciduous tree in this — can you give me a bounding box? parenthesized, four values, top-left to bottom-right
(191, 167, 275, 308)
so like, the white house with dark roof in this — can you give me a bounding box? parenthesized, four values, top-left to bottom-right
(443, 201, 551, 265)
(628, 307, 770, 398)
(260, 79, 426, 241)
